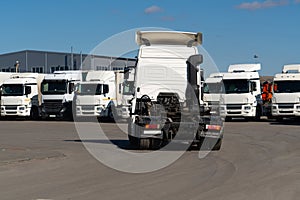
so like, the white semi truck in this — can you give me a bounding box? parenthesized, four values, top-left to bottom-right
(75, 71, 115, 119)
(128, 31, 223, 150)
(41, 71, 82, 120)
(1, 73, 44, 119)
(113, 66, 136, 120)
(203, 73, 224, 113)
(272, 64, 300, 120)
(219, 64, 263, 121)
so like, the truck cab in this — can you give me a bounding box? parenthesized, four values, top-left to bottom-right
(41, 71, 82, 119)
(203, 73, 224, 114)
(75, 71, 115, 119)
(220, 64, 262, 121)
(272, 64, 300, 120)
(116, 66, 136, 119)
(1, 73, 44, 119)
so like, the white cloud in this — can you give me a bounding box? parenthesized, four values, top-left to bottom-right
(236, 0, 289, 10)
(144, 5, 163, 14)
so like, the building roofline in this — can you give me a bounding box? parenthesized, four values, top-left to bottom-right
(0, 49, 136, 61)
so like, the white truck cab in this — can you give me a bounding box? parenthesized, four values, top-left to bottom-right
(220, 64, 262, 120)
(1, 73, 44, 119)
(203, 73, 224, 111)
(41, 71, 82, 119)
(115, 66, 136, 119)
(75, 71, 115, 118)
(272, 64, 300, 119)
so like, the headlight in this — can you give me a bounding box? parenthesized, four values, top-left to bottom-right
(296, 106, 300, 110)
(244, 106, 251, 110)
(272, 106, 277, 110)
(76, 99, 80, 104)
(19, 107, 25, 110)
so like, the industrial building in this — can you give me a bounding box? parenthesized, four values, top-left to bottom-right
(0, 50, 136, 73)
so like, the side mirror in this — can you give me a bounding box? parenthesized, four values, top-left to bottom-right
(103, 84, 109, 94)
(250, 82, 257, 92)
(25, 86, 31, 95)
(124, 69, 130, 80)
(69, 83, 75, 94)
(187, 54, 203, 68)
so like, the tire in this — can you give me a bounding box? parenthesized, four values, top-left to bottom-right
(30, 107, 39, 120)
(212, 139, 222, 151)
(138, 138, 151, 150)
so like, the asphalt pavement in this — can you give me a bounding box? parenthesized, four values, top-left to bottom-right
(0, 119, 299, 200)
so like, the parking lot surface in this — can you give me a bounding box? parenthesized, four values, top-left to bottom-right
(0, 119, 299, 200)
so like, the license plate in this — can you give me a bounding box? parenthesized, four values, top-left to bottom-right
(49, 115, 56, 118)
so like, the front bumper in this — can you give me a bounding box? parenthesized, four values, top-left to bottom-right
(76, 105, 103, 117)
(272, 103, 300, 117)
(220, 104, 256, 117)
(1, 105, 31, 117)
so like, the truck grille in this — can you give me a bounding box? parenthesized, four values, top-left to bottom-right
(278, 104, 294, 109)
(226, 104, 243, 110)
(279, 111, 293, 114)
(43, 100, 63, 113)
(5, 105, 18, 110)
(81, 105, 95, 110)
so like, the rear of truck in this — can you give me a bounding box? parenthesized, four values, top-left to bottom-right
(128, 31, 223, 150)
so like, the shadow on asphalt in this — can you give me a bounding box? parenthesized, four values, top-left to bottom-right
(269, 118, 300, 126)
(64, 139, 211, 152)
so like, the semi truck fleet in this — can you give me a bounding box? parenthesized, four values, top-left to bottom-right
(127, 31, 224, 150)
(1, 30, 300, 153)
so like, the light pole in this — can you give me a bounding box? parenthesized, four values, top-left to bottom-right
(14, 60, 20, 72)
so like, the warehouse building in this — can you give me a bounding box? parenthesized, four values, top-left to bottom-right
(0, 50, 136, 73)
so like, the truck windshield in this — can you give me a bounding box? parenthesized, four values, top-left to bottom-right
(77, 83, 102, 95)
(274, 81, 300, 93)
(41, 80, 67, 95)
(223, 79, 249, 94)
(123, 81, 134, 95)
(1, 84, 23, 96)
(204, 83, 224, 94)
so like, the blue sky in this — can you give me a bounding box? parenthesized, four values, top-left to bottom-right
(0, 0, 300, 75)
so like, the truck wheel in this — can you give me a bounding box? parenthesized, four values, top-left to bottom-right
(127, 121, 139, 147)
(138, 138, 150, 150)
(30, 107, 39, 120)
(212, 139, 222, 151)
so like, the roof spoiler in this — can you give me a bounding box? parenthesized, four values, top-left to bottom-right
(136, 31, 202, 47)
(282, 64, 300, 73)
(228, 63, 261, 73)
